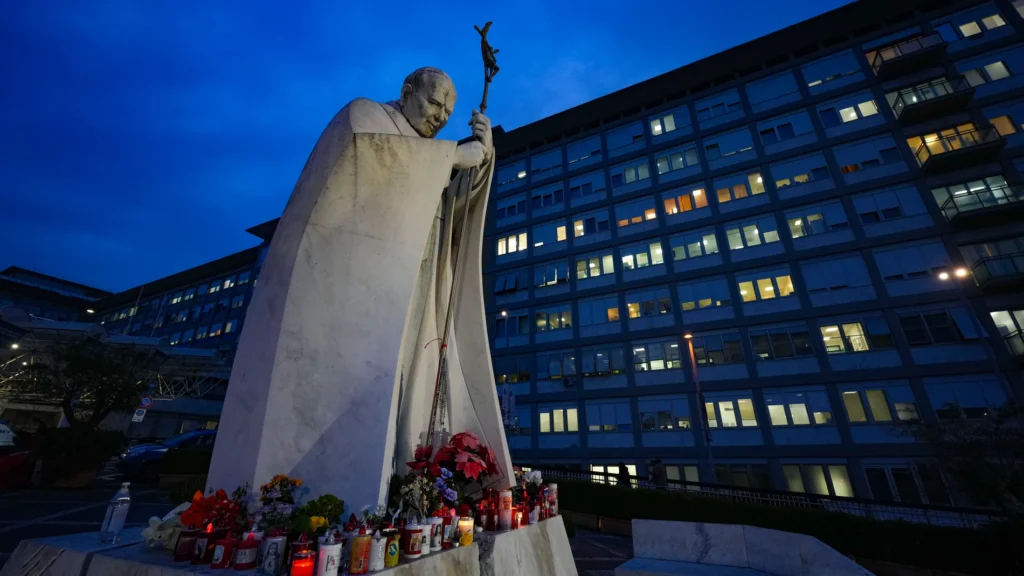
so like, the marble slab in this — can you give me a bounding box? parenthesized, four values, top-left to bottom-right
(615, 557, 771, 576)
(478, 516, 577, 576)
(629, 520, 873, 576)
(0, 528, 143, 576)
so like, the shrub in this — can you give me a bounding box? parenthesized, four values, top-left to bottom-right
(162, 448, 213, 475)
(39, 427, 124, 482)
(556, 478, 1023, 575)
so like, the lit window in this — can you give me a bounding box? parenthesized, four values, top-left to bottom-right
(738, 274, 795, 302)
(958, 21, 982, 37)
(663, 188, 707, 215)
(981, 14, 1006, 30)
(539, 406, 578, 434)
(990, 114, 1018, 137)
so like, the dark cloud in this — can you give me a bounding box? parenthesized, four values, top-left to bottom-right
(0, 0, 851, 292)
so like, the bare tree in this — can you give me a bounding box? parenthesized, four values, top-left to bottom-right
(896, 403, 1024, 511)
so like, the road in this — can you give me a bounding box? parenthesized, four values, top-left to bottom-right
(0, 467, 631, 574)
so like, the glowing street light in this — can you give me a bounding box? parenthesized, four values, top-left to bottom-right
(954, 267, 968, 278)
(501, 310, 507, 317)
(10, 344, 18, 350)
(938, 271, 950, 280)
(86, 309, 95, 314)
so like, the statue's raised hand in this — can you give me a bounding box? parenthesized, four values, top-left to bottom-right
(453, 110, 492, 170)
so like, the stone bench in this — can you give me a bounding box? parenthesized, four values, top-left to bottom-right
(615, 519, 873, 576)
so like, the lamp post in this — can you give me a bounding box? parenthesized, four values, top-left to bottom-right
(683, 332, 714, 473)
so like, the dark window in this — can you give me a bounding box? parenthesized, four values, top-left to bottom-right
(760, 128, 779, 145)
(819, 107, 842, 128)
(776, 122, 796, 140)
(899, 315, 931, 345)
(880, 206, 903, 219)
(864, 317, 894, 348)
(811, 166, 831, 181)
(923, 312, 958, 343)
(705, 144, 721, 160)
(712, 103, 726, 116)
(861, 158, 882, 169)
(891, 468, 922, 504)
(532, 196, 543, 209)
(553, 190, 563, 203)
(860, 211, 881, 224)
(611, 174, 624, 186)
(879, 147, 901, 164)
(866, 468, 894, 502)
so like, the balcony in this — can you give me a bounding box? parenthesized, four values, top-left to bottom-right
(912, 125, 1005, 173)
(872, 33, 947, 79)
(940, 185, 1024, 226)
(971, 253, 1024, 291)
(892, 77, 975, 124)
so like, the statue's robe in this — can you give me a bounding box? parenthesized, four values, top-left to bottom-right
(207, 98, 513, 510)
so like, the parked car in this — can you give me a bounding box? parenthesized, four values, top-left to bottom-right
(117, 429, 216, 481)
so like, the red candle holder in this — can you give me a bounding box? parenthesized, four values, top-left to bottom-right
(233, 532, 259, 570)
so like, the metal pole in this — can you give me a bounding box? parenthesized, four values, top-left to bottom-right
(686, 337, 714, 472)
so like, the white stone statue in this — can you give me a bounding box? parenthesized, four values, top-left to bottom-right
(206, 67, 514, 512)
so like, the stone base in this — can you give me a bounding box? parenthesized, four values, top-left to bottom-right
(0, 517, 576, 576)
(619, 520, 873, 576)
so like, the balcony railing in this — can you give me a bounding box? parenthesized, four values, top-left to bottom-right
(872, 33, 947, 77)
(913, 125, 1003, 169)
(1004, 330, 1024, 358)
(940, 185, 1024, 222)
(972, 253, 1024, 287)
(530, 466, 1004, 530)
(892, 77, 975, 122)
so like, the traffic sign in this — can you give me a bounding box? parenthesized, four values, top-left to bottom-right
(132, 409, 147, 423)
(138, 396, 153, 409)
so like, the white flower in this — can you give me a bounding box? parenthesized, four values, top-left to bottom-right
(525, 471, 543, 485)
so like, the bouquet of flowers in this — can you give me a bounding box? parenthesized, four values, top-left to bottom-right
(257, 474, 303, 533)
(406, 431, 500, 502)
(291, 494, 344, 536)
(180, 488, 249, 531)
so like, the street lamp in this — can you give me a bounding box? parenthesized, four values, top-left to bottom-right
(682, 331, 714, 472)
(10, 344, 18, 350)
(86, 309, 95, 314)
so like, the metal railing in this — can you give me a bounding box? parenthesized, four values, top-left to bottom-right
(913, 125, 1002, 167)
(872, 33, 945, 74)
(531, 466, 1005, 530)
(1004, 329, 1024, 358)
(972, 253, 1024, 285)
(892, 76, 973, 120)
(940, 185, 1024, 222)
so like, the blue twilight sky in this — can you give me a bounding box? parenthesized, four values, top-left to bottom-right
(0, 0, 852, 293)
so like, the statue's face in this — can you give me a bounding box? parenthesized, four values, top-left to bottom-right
(400, 75, 455, 138)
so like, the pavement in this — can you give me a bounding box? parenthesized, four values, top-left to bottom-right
(0, 462, 633, 574)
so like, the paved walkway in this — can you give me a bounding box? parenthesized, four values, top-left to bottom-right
(570, 528, 633, 575)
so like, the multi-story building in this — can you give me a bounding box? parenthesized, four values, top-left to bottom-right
(483, 0, 1024, 505)
(0, 266, 109, 322)
(41, 0, 1024, 505)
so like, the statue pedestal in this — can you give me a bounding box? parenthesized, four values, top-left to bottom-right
(0, 518, 577, 576)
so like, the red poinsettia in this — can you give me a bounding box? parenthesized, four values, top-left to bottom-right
(455, 451, 486, 480)
(450, 432, 479, 451)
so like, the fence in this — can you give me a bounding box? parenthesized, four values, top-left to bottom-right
(529, 466, 1005, 530)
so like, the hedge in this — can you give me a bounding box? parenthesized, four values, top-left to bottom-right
(555, 478, 1023, 575)
(162, 448, 213, 475)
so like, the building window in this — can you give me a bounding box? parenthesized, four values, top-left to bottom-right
(820, 317, 893, 353)
(209, 323, 223, 337)
(615, 197, 657, 228)
(964, 60, 1012, 87)
(238, 272, 251, 285)
(749, 325, 812, 360)
(926, 376, 1007, 420)
(663, 187, 708, 215)
(535, 304, 572, 332)
(498, 195, 528, 218)
(539, 405, 579, 434)
(532, 220, 567, 248)
(819, 99, 879, 128)
(530, 188, 562, 210)
(936, 12, 1006, 41)
(670, 228, 719, 261)
(530, 148, 562, 176)
(626, 287, 671, 319)
(169, 333, 181, 346)
(224, 320, 236, 334)
(786, 201, 849, 238)
(783, 464, 853, 497)
(195, 326, 208, 339)
(567, 136, 602, 166)
(611, 159, 650, 186)
(173, 310, 188, 324)
(655, 145, 700, 175)
(632, 339, 682, 371)
(496, 231, 528, 256)
(841, 385, 919, 423)
(533, 261, 568, 288)
(197, 283, 209, 295)
(586, 400, 633, 433)
(835, 137, 902, 174)
(639, 395, 691, 431)
(678, 277, 732, 311)
(853, 186, 927, 224)
(582, 346, 626, 376)
(573, 211, 611, 237)
(725, 215, 780, 250)
(536, 351, 575, 380)
(621, 241, 665, 270)
(495, 310, 530, 338)
(231, 295, 245, 309)
(650, 107, 688, 136)
(693, 333, 744, 366)
(802, 49, 861, 89)
(590, 463, 637, 486)
(182, 329, 194, 343)
(714, 171, 765, 204)
(988, 114, 1020, 137)
(1016, 0, 1024, 18)
(695, 89, 742, 121)
(170, 292, 183, 305)
(802, 254, 873, 295)
(494, 356, 531, 384)
(738, 273, 796, 302)
(184, 288, 196, 301)
(578, 295, 620, 326)
(705, 393, 758, 428)
(190, 307, 201, 321)
(576, 252, 615, 280)
(606, 122, 645, 153)
(714, 463, 770, 488)
(569, 172, 606, 199)
(495, 269, 529, 295)
(898, 308, 979, 346)
(865, 464, 949, 505)
(873, 240, 949, 282)
(765, 387, 832, 426)
(704, 127, 754, 160)
(208, 282, 221, 294)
